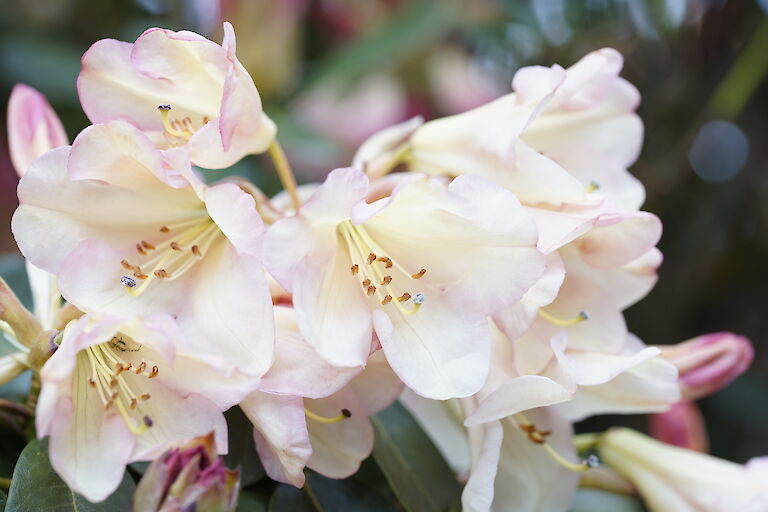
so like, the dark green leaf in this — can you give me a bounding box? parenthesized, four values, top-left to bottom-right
(0, 254, 31, 314)
(305, 471, 398, 512)
(237, 487, 270, 512)
(570, 489, 646, 512)
(351, 457, 396, 500)
(224, 407, 266, 486)
(268, 484, 316, 512)
(370, 402, 462, 512)
(5, 438, 135, 511)
(0, 489, 6, 508)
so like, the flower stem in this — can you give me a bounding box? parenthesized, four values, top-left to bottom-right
(267, 140, 301, 212)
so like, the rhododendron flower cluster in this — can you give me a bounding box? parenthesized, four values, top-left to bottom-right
(3, 22, 762, 512)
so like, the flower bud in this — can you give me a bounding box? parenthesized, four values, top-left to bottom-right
(7, 84, 68, 177)
(649, 402, 709, 452)
(0, 278, 42, 349)
(0, 352, 28, 386)
(598, 428, 768, 512)
(132, 432, 240, 512)
(658, 332, 753, 401)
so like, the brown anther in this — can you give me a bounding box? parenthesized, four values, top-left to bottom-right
(109, 378, 118, 388)
(350, 264, 359, 275)
(88, 377, 96, 388)
(149, 365, 159, 378)
(104, 400, 113, 410)
(528, 433, 546, 444)
(383, 258, 393, 268)
(124, 363, 132, 372)
(136, 362, 147, 374)
(203, 116, 210, 124)
(397, 293, 411, 302)
(381, 295, 392, 305)
(366, 285, 376, 296)
(520, 424, 536, 434)
(111, 392, 119, 400)
(121, 260, 134, 270)
(130, 398, 137, 409)
(411, 268, 427, 279)
(361, 279, 371, 288)
(140, 240, 156, 251)
(115, 363, 125, 375)
(136, 243, 147, 255)
(170, 242, 182, 251)
(154, 269, 171, 279)
(380, 276, 392, 285)
(134, 271, 148, 280)
(140, 393, 151, 401)
(539, 430, 552, 437)
(191, 245, 202, 257)
(160, 225, 170, 233)
(367, 253, 377, 264)
(341, 408, 352, 418)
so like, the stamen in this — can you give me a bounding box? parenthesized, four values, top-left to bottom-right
(381, 295, 392, 305)
(153, 269, 171, 279)
(350, 264, 359, 275)
(362, 279, 371, 288)
(366, 285, 377, 296)
(397, 293, 411, 302)
(140, 240, 156, 251)
(121, 260, 134, 270)
(538, 309, 588, 327)
(140, 393, 151, 401)
(514, 413, 594, 473)
(158, 104, 192, 138)
(411, 268, 427, 279)
(191, 245, 202, 257)
(304, 408, 352, 424)
(136, 243, 147, 255)
(380, 276, 392, 285)
(367, 253, 377, 264)
(170, 242, 182, 251)
(160, 226, 170, 233)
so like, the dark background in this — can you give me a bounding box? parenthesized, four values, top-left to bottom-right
(0, 0, 765, 463)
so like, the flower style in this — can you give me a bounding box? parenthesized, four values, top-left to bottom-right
(37, 314, 228, 502)
(263, 168, 545, 399)
(78, 22, 276, 169)
(240, 306, 403, 487)
(598, 428, 768, 512)
(12, 120, 274, 379)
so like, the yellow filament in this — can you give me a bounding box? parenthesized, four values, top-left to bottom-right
(586, 180, 601, 193)
(538, 309, 588, 327)
(514, 413, 591, 473)
(160, 109, 192, 138)
(267, 141, 301, 212)
(304, 408, 349, 424)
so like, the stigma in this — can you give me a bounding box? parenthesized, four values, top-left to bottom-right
(304, 408, 352, 424)
(538, 309, 589, 327)
(337, 220, 427, 316)
(119, 216, 219, 296)
(82, 335, 159, 435)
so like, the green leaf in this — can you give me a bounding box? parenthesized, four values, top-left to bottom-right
(238, 487, 270, 512)
(224, 407, 266, 487)
(0, 254, 31, 314)
(0, 489, 7, 509)
(305, 471, 398, 512)
(370, 402, 462, 512)
(268, 484, 316, 512)
(570, 489, 646, 512)
(5, 438, 136, 511)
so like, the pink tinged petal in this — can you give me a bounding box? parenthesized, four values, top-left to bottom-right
(373, 299, 490, 400)
(292, 252, 373, 368)
(204, 183, 264, 255)
(25, 260, 59, 330)
(301, 167, 369, 223)
(352, 116, 423, 172)
(241, 392, 311, 488)
(658, 332, 754, 401)
(260, 306, 363, 399)
(465, 375, 573, 427)
(649, 402, 709, 453)
(574, 211, 662, 268)
(512, 64, 572, 105)
(7, 84, 68, 177)
(346, 351, 403, 416)
(305, 388, 373, 479)
(493, 252, 564, 341)
(361, 175, 545, 318)
(461, 421, 503, 512)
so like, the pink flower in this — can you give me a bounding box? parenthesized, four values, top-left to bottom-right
(77, 22, 276, 169)
(12, 121, 274, 380)
(263, 168, 545, 399)
(658, 332, 754, 401)
(649, 402, 709, 452)
(6, 84, 68, 177)
(37, 314, 228, 502)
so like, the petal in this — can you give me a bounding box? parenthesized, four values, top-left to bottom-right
(462, 421, 503, 512)
(346, 350, 403, 416)
(7, 84, 68, 177)
(305, 388, 373, 479)
(25, 261, 59, 330)
(204, 182, 264, 255)
(352, 116, 423, 173)
(373, 298, 490, 400)
(574, 212, 662, 268)
(259, 306, 363, 399)
(241, 392, 311, 488)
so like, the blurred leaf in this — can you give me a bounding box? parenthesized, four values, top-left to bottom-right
(0, 427, 26, 478)
(224, 406, 266, 487)
(351, 456, 396, 500)
(0, 489, 6, 508)
(305, 470, 398, 512)
(0, 253, 31, 312)
(238, 487, 270, 512)
(570, 489, 646, 512)
(370, 401, 462, 512)
(5, 438, 135, 511)
(308, 0, 461, 87)
(268, 484, 316, 512)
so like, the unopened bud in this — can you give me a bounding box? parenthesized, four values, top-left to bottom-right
(649, 402, 709, 453)
(0, 278, 42, 349)
(657, 332, 753, 401)
(132, 432, 239, 512)
(7, 84, 68, 177)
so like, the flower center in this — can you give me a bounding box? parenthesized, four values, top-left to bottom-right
(158, 104, 209, 142)
(514, 412, 598, 472)
(337, 220, 427, 316)
(81, 335, 159, 435)
(120, 216, 219, 296)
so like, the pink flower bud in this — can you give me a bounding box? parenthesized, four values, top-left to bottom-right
(649, 402, 709, 453)
(6, 84, 68, 177)
(132, 432, 240, 512)
(658, 332, 754, 401)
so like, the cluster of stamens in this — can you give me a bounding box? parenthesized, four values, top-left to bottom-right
(83, 336, 159, 435)
(120, 218, 219, 295)
(158, 104, 209, 140)
(339, 221, 426, 315)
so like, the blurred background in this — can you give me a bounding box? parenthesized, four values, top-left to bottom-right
(0, 0, 765, 465)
